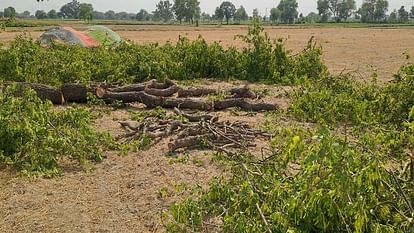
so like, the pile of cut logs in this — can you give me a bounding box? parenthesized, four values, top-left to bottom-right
(3, 80, 277, 154)
(3, 80, 277, 112)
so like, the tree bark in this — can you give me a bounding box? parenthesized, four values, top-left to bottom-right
(61, 83, 97, 103)
(97, 88, 276, 112)
(214, 99, 277, 111)
(4, 82, 64, 104)
(177, 86, 256, 99)
(96, 88, 212, 110)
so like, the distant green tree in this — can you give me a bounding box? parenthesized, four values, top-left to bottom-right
(48, 9, 58, 19)
(173, 0, 185, 23)
(200, 12, 211, 22)
(4, 7, 16, 19)
(358, 0, 388, 23)
(92, 11, 105, 20)
(277, 0, 298, 24)
(374, 0, 389, 22)
(79, 3, 93, 21)
(214, 7, 224, 22)
(317, 0, 355, 22)
(338, 0, 356, 21)
(35, 10, 48, 19)
(115, 12, 129, 20)
(388, 9, 397, 23)
(317, 0, 331, 22)
(234, 5, 248, 22)
(252, 8, 259, 18)
(104, 10, 116, 20)
(270, 8, 281, 23)
(154, 0, 173, 22)
(398, 6, 409, 23)
(60, 0, 80, 19)
(136, 9, 150, 21)
(173, 0, 200, 24)
(411, 6, 414, 19)
(305, 12, 321, 23)
(20, 11, 31, 19)
(187, 0, 200, 24)
(219, 1, 236, 24)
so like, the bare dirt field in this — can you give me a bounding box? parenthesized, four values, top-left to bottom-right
(2, 25, 414, 81)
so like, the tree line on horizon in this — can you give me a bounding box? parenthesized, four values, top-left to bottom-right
(2, 0, 414, 24)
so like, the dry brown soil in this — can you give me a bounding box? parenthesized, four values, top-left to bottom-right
(1, 25, 414, 81)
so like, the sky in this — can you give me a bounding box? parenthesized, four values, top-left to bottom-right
(1, 0, 413, 16)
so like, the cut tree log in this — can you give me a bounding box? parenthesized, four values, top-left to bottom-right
(144, 84, 180, 97)
(177, 86, 256, 99)
(96, 88, 212, 110)
(97, 88, 276, 111)
(213, 99, 277, 111)
(107, 79, 175, 93)
(61, 83, 98, 103)
(173, 107, 216, 122)
(108, 83, 146, 93)
(3, 82, 64, 104)
(177, 87, 217, 98)
(168, 135, 208, 152)
(146, 79, 175, 89)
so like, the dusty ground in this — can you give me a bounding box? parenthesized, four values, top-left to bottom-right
(1, 25, 414, 81)
(0, 81, 289, 232)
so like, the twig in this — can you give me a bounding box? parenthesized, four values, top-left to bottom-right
(242, 164, 272, 233)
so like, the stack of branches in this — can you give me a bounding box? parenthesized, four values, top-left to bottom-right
(117, 108, 272, 155)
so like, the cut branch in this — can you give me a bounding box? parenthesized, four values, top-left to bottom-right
(173, 107, 215, 122)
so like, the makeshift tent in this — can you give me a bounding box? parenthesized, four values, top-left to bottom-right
(38, 26, 122, 48)
(84, 25, 122, 46)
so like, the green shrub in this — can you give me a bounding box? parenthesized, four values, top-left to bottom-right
(0, 21, 326, 85)
(0, 86, 112, 177)
(290, 65, 414, 127)
(165, 128, 414, 232)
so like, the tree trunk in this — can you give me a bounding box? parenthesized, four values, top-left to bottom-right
(4, 82, 64, 104)
(61, 83, 96, 103)
(177, 86, 256, 99)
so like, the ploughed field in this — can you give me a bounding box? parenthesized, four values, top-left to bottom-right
(2, 25, 414, 81)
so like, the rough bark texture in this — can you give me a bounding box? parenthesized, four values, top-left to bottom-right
(108, 84, 146, 93)
(97, 88, 212, 110)
(168, 135, 207, 152)
(177, 86, 256, 99)
(97, 88, 276, 112)
(213, 99, 277, 111)
(4, 82, 64, 104)
(173, 107, 215, 122)
(177, 88, 217, 98)
(144, 85, 180, 97)
(61, 84, 96, 103)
